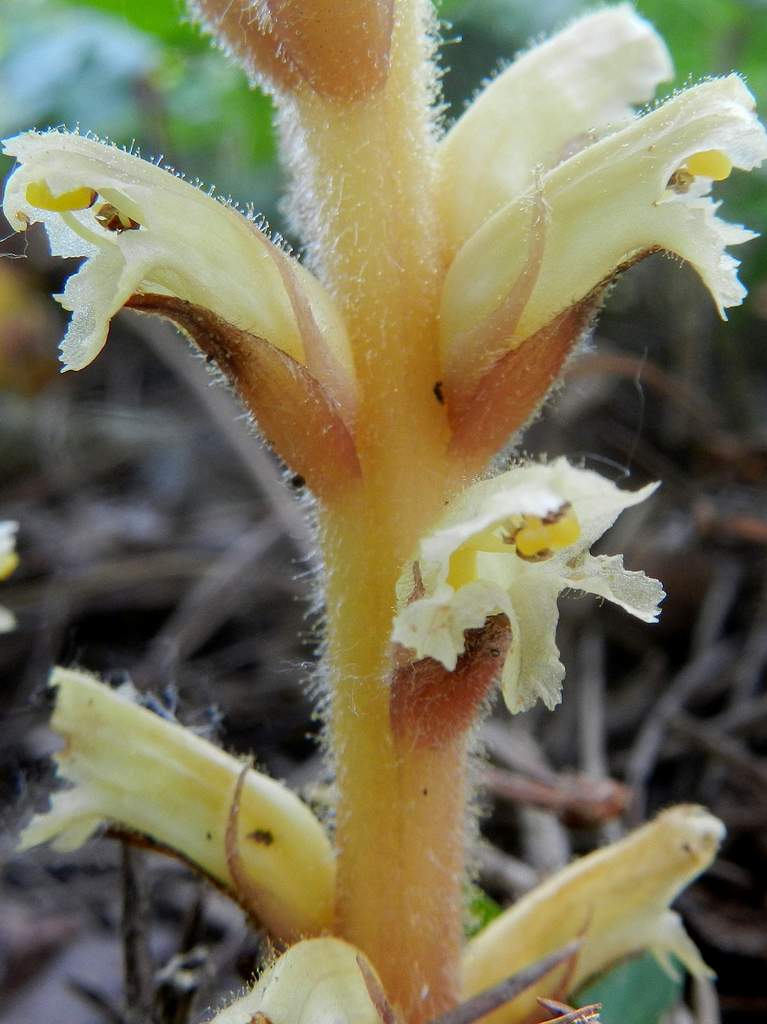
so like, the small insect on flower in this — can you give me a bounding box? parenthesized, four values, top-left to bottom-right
(537, 998, 603, 1024)
(665, 167, 695, 194)
(94, 202, 141, 233)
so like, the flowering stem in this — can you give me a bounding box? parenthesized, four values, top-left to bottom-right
(324, 505, 468, 1021)
(274, 3, 469, 1017)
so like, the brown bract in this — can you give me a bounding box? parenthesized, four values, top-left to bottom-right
(445, 246, 666, 472)
(192, 0, 395, 101)
(390, 614, 511, 749)
(126, 294, 361, 500)
(447, 300, 598, 470)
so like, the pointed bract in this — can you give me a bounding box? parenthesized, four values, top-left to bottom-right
(126, 293, 361, 499)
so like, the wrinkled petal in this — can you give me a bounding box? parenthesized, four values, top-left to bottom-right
(651, 911, 714, 980)
(432, 458, 657, 557)
(567, 552, 664, 623)
(392, 580, 512, 671)
(208, 938, 388, 1024)
(420, 481, 564, 578)
(502, 574, 564, 713)
(462, 805, 724, 1024)
(543, 462, 659, 550)
(441, 76, 767, 390)
(392, 459, 661, 709)
(439, 4, 672, 252)
(2, 131, 356, 418)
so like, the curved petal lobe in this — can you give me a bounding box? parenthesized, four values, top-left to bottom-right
(2, 131, 356, 421)
(438, 4, 673, 253)
(441, 76, 767, 374)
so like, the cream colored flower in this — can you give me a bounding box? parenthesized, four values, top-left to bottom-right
(2, 132, 361, 498)
(21, 667, 336, 941)
(0, 520, 19, 633)
(462, 804, 724, 1024)
(2, 133, 351, 383)
(438, 10, 767, 465)
(209, 937, 386, 1024)
(392, 459, 663, 713)
(438, 4, 674, 253)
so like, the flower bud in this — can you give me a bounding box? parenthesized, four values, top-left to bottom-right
(208, 938, 389, 1024)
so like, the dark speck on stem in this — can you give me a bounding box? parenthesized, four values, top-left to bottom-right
(249, 828, 275, 846)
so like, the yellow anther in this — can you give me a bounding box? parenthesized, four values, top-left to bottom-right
(0, 552, 19, 581)
(25, 180, 97, 213)
(447, 545, 479, 590)
(685, 150, 733, 181)
(446, 507, 581, 583)
(514, 509, 580, 560)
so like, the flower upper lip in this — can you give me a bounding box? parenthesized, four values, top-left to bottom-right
(437, 3, 675, 255)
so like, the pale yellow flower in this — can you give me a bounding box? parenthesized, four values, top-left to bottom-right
(211, 937, 386, 1024)
(2, 133, 360, 499)
(393, 458, 663, 712)
(20, 667, 335, 941)
(462, 804, 724, 1024)
(436, 11, 767, 466)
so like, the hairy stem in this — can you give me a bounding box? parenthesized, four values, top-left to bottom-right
(274, 3, 467, 1018)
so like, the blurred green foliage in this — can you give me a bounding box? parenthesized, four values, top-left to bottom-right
(0, 0, 279, 218)
(463, 882, 502, 937)
(572, 952, 683, 1024)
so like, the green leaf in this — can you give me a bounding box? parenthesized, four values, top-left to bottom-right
(571, 952, 684, 1024)
(50, 0, 205, 49)
(464, 884, 502, 938)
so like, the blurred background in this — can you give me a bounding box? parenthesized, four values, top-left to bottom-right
(0, 1, 766, 1022)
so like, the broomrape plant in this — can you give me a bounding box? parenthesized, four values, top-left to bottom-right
(4, 3, 766, 1022)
